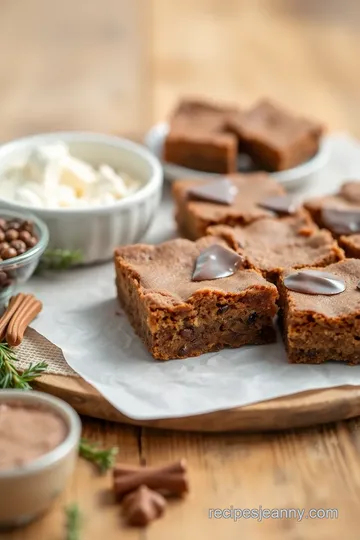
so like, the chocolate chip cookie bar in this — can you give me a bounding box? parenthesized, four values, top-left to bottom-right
(208, 213, 344, 282)
(172, 173, 287, 240)
(278, 259, 360, 364)
(115, 236, 278, 360)
(168, 98, 238, 133)
(164, 98, 239, 174)
(227, 99, 323, 171)
(164, 131, 238, 174)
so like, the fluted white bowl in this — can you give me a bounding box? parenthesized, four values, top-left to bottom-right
(0, 132, 163, 263)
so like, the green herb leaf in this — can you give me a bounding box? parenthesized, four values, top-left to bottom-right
(65, 503, 82, 540)
(35, 249, 83, 274)
(79, 438, 118, 473)
(0, 341, 47, 389)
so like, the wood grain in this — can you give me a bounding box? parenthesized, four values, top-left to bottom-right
(0, 0, 150, 141)
(31, 372, 360, 432)
(2, 0, 360, 539)
(151, 0, 360, 137)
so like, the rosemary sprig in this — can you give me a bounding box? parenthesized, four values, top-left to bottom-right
(65, 503, 82, 540)
(35, 249, 83, 274)
(79, 438, 118, 473)
(0, 341, 47, 389)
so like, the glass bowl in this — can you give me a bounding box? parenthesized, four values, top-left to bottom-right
(0, 209, 49, 306)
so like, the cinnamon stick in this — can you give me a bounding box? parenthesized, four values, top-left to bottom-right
(113, 460, 189, 500)
(0, 293, 26, 341)
(113, 459, 187, 478)
(6, 295, 42, 346)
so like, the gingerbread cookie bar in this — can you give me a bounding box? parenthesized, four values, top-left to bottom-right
(164, 99, 239, 174)
(305, 181, 360, 235)
(115, 236, 278, 360)
(208, 214, 344, 282)
(278, 259, 360, 364)
(227, 99, 323, 171)
(168, 98, 239, 133)
(164, 131, 238, 174)
(172, 173, 288, 240)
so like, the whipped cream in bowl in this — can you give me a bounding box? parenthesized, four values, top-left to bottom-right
(0, 132, 163, 263)
(0, 141, 142, 209)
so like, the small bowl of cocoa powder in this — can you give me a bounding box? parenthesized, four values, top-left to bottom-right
(0, 209, 49, 306)
(0, 390, 81, 529)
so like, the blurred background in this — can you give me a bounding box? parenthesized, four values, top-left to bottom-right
(1, 0, 360, 140)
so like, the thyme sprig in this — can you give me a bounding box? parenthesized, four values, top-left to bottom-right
(35, 249, 83, 274)
(0, 341, 47, 389)
(79, 438, 118, 473)
(65, 503, 82, 540)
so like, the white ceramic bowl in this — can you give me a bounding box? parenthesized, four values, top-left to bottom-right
(0, 132, 163, 263)
(0, 390, 81, 529)
(144, 122, 330, 190)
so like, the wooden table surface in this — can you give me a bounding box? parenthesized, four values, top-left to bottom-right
(2, 1, 360, 538)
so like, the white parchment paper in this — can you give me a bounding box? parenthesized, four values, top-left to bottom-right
(23, 133, 360, 420)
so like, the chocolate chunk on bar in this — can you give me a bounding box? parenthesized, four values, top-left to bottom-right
(208, 213, 344, 282)
(172, 173, 287, 240)
(114, 236, 278, 360)
(278, 259, 360, 364)
(305, 181, 360, 259)
(227, 99, 323, 171)
(305, 181, 360, 235)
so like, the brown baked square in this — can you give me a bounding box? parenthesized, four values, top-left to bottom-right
(278, 259, 360, 364)
(164, 98, 239, 174)
(208, 213, 344, 282)
(227, 99, 323, 171)
(172, 173, 286, 239)
(115, 236, 278, 360)
(164, 131, 238, 174)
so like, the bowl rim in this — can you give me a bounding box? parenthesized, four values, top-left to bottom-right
(0, 208, 49, 269)
(0, 390, 81, 479)
(144, 121, 330, 186)
(0, 131, 163, 216)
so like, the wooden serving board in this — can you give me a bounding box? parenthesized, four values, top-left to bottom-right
(32, 373, 360, 432)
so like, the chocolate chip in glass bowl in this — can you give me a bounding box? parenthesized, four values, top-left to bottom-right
(18, 230, 32, 244)
(10, 239, 27, 255)
(1, 247, 18, 260)
(5, 229, 19, 242)
(20, 220, 34, 234)
(0, 217, 41, 296)
(18, 230, 38, 248)
(6, 220, 21, 231)
(25, 236, 38, 248)
(0, 242, 10, 254)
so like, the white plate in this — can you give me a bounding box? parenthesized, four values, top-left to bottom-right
(144, 122, 331, 190)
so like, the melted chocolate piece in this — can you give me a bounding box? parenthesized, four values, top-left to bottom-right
(192, 245, 243, 281)
(357, 281, 360, 291)
(321, 207, 360, 235)
(258, 195, 298, 216)
(340, 182, 360, 204)
(284, 269, 346, 295)
(187, 178, 238, 205)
